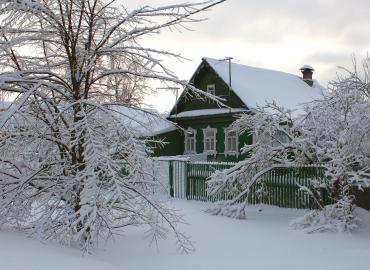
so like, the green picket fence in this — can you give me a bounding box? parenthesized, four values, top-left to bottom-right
(168, 160, 333, 209)
(243, 166, 332, 209)
(186, 161, 236, 201)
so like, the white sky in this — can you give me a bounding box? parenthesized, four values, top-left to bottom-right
(123, 0, 370, 113)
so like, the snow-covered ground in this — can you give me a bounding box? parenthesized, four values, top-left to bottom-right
(1, 200, 370, 270)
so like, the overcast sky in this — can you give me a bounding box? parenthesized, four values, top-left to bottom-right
(124, 0, 370, 113)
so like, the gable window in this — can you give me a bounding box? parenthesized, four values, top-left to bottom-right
(203, 126, 217, 154)
(206, 84, 215, 95)
(225, 127, 239, 156)
(184, 128, 196, 154)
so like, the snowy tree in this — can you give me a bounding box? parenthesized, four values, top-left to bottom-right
(207, 58, 370, 232)
(105, 56, 150, 105)
(0, 0, 225, 252)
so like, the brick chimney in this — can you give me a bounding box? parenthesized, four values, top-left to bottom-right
(300, 65, 314, 87)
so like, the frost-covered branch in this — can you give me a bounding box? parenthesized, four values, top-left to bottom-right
(0, 0, 225, 252)
(207, 57, 370, 232)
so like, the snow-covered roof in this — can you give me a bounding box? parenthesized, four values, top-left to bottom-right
(169, 108, 246, 119)
(108, 105, 177, 136)
(204, 58, 324, 112)
(0, 101, 176, 136)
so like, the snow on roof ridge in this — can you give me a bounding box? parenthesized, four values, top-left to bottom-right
(203, 57, 302, 79)
(203, 57, 324, 114)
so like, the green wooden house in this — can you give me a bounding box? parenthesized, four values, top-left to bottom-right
(154, 58, 323, 162)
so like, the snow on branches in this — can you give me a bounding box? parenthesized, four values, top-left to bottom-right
(207, 58, 370, 232)
(0, 0, 224, 252)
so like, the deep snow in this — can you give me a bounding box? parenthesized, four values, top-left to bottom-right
(1, 200, 370, 270)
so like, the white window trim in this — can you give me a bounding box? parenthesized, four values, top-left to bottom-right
(252, 130, 258, 145)
(184, 127, 197, 154)
(224, 127, 239, 156)
(206, 84, 216, 95)
(203, 126, 217, 155)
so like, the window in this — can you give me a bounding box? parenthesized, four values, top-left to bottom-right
(184, 128, 196, 154)
(206, 84, 215, 95)
(225, 127, 239, 155)
(203, 126, 217, 154)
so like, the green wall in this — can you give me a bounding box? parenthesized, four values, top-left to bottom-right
(155, 59, 253, 162)
(170, 61, 247, 115)
(182, 121, 251, 162)
(154, 116, 252, 162)
(153, 129, 184, 156)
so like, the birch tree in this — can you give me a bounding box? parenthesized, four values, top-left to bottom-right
(207, 58, 370, 232)
(0, 0, 224, 252)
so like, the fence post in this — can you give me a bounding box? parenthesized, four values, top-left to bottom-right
(185, 161, 190, 199)
(169, 161, 174, 197)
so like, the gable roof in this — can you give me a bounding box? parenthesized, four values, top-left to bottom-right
(203, 57, 324, 112)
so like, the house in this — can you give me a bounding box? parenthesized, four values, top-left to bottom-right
(153, 57, 324, 162)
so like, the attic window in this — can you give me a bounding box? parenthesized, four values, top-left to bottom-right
(203, 126, 217, 154)
(184, 128, 196, 154)
(206, 84, 215, 95)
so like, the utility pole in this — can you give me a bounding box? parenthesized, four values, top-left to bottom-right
(218, 57, 233, 113)
(218, 57, 233, 96)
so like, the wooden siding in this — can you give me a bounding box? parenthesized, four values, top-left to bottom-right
(152, 129, 184, 156)
(156, 59, 252, 162)
(154, 115, 252, 162)
(170, 61, 247, 115)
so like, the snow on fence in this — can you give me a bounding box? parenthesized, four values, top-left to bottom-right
(153, 157, 188, 198)
(186, 161, 236, 201)
(243, 166, 332, 209)
(152, 159, 171, 195)
(153, 158, 333, 209)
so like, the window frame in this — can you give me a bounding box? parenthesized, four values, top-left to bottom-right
(203, 126, 217, 154)
(224, 127, 239, 156)
(184, 127, 197, 154)
(206, 84, 216, 95)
